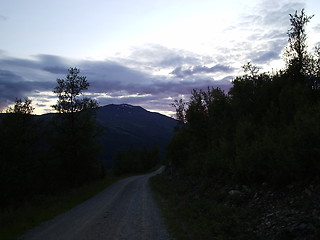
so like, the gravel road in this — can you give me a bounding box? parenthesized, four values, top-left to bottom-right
(20, 167, 172, 240)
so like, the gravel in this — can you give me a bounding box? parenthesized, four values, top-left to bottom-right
(20, 167, 172, 240)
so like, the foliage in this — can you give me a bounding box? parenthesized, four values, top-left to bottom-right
(0, 173, 122, 240)
(0, 68, 103, 208)
(171, 99, 187, 124)
(114, 145, 161, 175)
(0, 66, 169, 211)
(150, 174, 257, 240)
(5, 98, 34, 114)
(284, 9, 314, 78)
(50, 67, 102, 188)
(168, 9, 320, 187)
(0, 98, 42, 206)
(52, 67, 98, 114)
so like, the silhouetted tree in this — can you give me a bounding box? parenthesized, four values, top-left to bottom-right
(284, 9, 314, 79)
(113, 145, 161, 175)
(171, 99, 187, 124)
(52, 67, 98, 133)
(168, 10, 320, 186)
(5, 97, 34, 114)
(51, 67, 102, 188)
(0, 98, 42, 205)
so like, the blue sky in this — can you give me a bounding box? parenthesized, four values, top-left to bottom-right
(1, 0, 320, 116)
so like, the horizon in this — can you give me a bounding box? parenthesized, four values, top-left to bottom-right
(0, 102, 177, 118)
(1, 0, 320, 115)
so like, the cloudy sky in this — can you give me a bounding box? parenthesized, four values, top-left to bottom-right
(1, 0, 320, 116)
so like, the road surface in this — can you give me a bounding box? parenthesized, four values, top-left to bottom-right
(20, 167, 172, 240)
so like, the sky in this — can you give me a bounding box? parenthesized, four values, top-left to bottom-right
(1, 0, 320, 116)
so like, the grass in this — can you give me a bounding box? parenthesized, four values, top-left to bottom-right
(0, 174, 124, 240)
(150, 174, 258, 240)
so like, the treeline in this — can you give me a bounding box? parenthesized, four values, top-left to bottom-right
(169, 10, 320, 187)
(113, 145, 161, 175)
(0, 68, 104, 207)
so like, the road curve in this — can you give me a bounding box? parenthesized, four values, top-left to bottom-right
(20, 167, 172, 240)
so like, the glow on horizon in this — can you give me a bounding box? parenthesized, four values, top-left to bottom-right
(1, 0, 320, 115)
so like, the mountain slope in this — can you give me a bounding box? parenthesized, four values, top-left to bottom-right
(0, 104, 178, 168)
(96, 104, 178, 167)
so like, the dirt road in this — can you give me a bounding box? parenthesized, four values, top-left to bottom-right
(20, 167, 172, 240)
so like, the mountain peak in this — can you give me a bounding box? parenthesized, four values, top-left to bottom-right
(119, 103, 134, 108)
(95, 103, 178, 167)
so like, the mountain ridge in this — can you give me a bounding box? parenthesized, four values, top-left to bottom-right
(95, 104, 178, 167)
(0, 104, 178, 167)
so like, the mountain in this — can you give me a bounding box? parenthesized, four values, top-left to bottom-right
(0, 104, 178, 167)
(95, 104, 178, 167)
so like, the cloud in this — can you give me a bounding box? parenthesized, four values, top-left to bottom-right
(0, 51, 232, 114)
(170, 64, 235, 78)
(0, 69, 27, 108)
(0, 69, 54, 110)
(1, 0, 314, 115)
(254, 51, 280, 63)
(122, 44, 201, 68)
(243, 1, 305, 29)
(223, 0, 306, 67)
(313, 24, 320, 32)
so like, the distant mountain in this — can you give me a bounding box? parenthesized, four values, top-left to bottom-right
(0, 104, 178, 167)
(95, 104, 178, 167)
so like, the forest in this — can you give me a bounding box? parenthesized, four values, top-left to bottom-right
(148, 10, 320, 239)
(0, 68, 106, 207)
(1, 8, 320, 239)
(168, 9, 320, 187)
(0, 67, 162, 209)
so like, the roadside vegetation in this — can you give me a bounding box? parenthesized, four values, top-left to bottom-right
(113, 145, 161, 175)
(0, 68, 105, 239)
(0, 173, 123, 239)
(151, 9, 320, 239)
(0, 66, 162, 239)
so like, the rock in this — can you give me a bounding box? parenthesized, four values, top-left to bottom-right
(266, 213, 274, 218)
(287, 184, 294, 189)
(242, 185, 251, 193)
(229, 190, 242, 196)
(304, 188, 312, 196)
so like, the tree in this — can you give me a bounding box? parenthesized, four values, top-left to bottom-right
(52, 67, 98, 133)
(171, 99, 187, 124)
(284, 9, 314, 79)
(51, 67, 102, 187)
(52, 67, 98, 113)
(0, 98, 41, 205)
(167, 10, 320, 185)
(6, 97, 34, 114)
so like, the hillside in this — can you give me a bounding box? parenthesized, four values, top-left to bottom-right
(0, 104, 178, 167)
(95, 104, 178, 167)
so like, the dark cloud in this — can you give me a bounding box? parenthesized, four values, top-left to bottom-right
(0, 69, 27, 108)
(95, 77, 232, 114)
(0, 69, 53, 110)
(43, 66, 68, 74)
(170, 64, 234, 78)
(0, 51, 233, 114)
(251, 51, 280, 64)
(0, 68, 55, 105)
